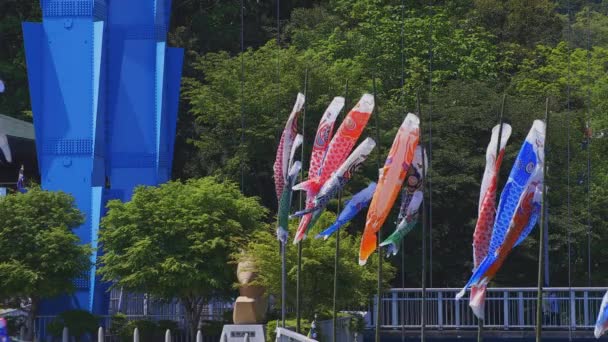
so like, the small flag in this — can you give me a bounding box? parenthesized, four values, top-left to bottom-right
(0, 79, 5, 93)
(17, 165, 27, 193)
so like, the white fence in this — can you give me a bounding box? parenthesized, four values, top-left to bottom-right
(370, 287, 606, 330)
(34, 315, 220, 342)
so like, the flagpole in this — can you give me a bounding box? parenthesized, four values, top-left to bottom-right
(475, 93, 506, 342)
(296, 68, 308, 334)
(373, 76, 383, 342)
(417, 92, 427, 342)
(332, 80, 347, 342)
(535, 97, 549, 342)
(332, 190, 342, 342)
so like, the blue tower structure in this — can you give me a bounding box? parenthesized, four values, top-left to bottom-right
(22, 0, 183, 315)
(105, 0, 183, 197)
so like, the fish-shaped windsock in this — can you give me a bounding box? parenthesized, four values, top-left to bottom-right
(359, 113, 420, 266)
(296, 97, 344, 244)
(469, 123, 512, 319)
(0, 79, 5, 93)
(379, 146, 426, 256)
(276, 134, 304, 242)
(316, 182, 377, 240)
(457, 120, 546, 300)
(595, 290, 608, 339)
(292, 137, 376, 217)
(293, 94, 374, 243)
(273, 93, 305, 201)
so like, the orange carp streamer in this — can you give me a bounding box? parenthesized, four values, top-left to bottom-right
(359, 113, 419, 266)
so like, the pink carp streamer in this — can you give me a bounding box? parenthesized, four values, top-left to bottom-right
(293, 94, 374, 243)
(296, 97, 344, 244)
(273, 93, 305, 199)
(469, 123, 511, 319)
(273, 93, 305, 241)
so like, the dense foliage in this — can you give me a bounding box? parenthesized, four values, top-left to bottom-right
(2, 0, 607, 296)
(0, 188, 90, 338)
(242, 211, 395, 318)
(97, 177, 268, 337)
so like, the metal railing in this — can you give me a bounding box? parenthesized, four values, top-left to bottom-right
(34, 315, 220, 342)
(370, 287, 606, 330)
(108, 288, 232, 320)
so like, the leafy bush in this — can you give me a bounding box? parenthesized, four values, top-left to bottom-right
(157, 320, 179, 334)
(46, 310, 98, 338)
(265, 318, 311, 342)
(109, 317, 181, 342)
(123, 320, 158, 341)
(200, 320, 223, 336)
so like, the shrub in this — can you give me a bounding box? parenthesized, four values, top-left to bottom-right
(46, 310, 98, 338)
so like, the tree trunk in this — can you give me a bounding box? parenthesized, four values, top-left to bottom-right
(27, 298, 38, 341)
(182, 297, 204, 342)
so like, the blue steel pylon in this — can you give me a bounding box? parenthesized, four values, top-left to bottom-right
(22, 0, 183, 315)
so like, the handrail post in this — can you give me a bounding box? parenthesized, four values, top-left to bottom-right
(503, 291, 509, 330)
(584, 290, 589, 326)
(570, 289, 576, 330)
(518, 291, 524, 327)
(392, 291, 398, 327)
(437, 291, 443, 330)
(373, 294, 378, 329)
(62, 327, 68, 342)
(455, 294, 460, 328)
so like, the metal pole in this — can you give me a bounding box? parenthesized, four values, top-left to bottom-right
(401, 240, 405, 342)
(477, 94, 506, 342)
(535, 97, 549, 342)
(585, 3, 593, 288)
(399, 1, 407, 339)
(333, 190, 342, 342)
(427, 0, 434, 289)
(419, 93, 427, 342)
(240, 0, 245, 193)
(373, 76, 383, 342)
(277, 0, 284, 328)
(281, 240, 286, 327)
(331, 80, 348, 341)
(296, 68, 308, 334)
(296, 241, 302, 332)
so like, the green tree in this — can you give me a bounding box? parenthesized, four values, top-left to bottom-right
(242, 211, 396, 318)
(0, 0, 40, 119)
(97, 177, 268, 339)
(0, 188, 90, 339)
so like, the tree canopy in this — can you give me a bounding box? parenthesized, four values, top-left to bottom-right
(97, 177, 268, 336)
(2, 0, 607, 292)
(0, 188, 90, 338)
(243, 211, 396, 318)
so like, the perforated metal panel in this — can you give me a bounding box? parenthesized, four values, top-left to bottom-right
(42, 139, 93, 155)
(73, 271, 91, 289)
(42, 0, 106, 19)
